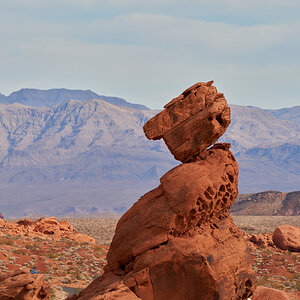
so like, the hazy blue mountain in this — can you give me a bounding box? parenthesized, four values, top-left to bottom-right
(220, 105, 300, 153)
(236, 142, 300, 193)
(0, 100, 176, 217)
(0, 88, 149, 110)
(0, 98, 299, 217)
(267, 106, 300, 125)
(0, 93, 6, 102)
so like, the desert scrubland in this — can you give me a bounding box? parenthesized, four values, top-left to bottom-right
(64, 215, 300, 244)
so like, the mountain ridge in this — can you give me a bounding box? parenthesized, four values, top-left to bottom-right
(0, 88, 149, 110)
(0, 93, 299, 217)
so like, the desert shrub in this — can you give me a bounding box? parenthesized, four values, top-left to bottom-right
(46, 252, 58, 259)
(0, 237, 14, 246)
(296, 280, 300, 292)
(94, 246, 105, 254)
(12, 249, 26, 255)
(268, 281, 284, 290)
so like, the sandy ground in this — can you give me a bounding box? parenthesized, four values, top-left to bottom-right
(62, 215, 300, 244)
(61, 217, 119, 245)
(232, 215, 300, 235)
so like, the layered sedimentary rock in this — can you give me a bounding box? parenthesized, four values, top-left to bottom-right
(68, 81, 256, 300)
(0, 269, 50, 299)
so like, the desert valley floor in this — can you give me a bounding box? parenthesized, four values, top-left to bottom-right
(1, 215, 299, 299)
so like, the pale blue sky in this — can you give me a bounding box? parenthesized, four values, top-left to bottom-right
(1, 0, 299, 109)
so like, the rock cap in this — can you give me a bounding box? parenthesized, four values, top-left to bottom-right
(143, 81, 231, 162)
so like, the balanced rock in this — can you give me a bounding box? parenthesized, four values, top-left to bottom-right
(0, 269, 50, 299)
(272, 224, 300, 252)
(143, 81, 231, 162)
(68, 82, 255, 300)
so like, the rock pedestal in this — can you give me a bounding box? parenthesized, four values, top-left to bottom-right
(68, 81, 256, 300)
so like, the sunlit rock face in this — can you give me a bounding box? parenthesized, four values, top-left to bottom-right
(143, 81, 231, 162)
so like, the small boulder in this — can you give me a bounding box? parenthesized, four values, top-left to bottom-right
(272, 224, 300, 252)
(251, 286, 293, 300)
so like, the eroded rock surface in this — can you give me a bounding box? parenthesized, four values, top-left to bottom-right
(68, 82, 256, 300)
(0, 269, 50, 299)
(249, 233, 275, 249)
(143, 81, 231, 162)
(107, 143, 239, 271)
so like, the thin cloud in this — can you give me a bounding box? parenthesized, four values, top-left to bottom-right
(0, 1, 299, 109)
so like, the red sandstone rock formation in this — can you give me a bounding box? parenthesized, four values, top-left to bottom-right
(272, 224, 300, 252)
(107, 143, 239, 271)
(67, 81, 256, 300)
(0, 217, 95, 244)
(0, 269, 50, 299)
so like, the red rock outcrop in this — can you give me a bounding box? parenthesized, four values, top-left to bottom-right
(0, 269, 50, 299)
(0, 217, 95, 244)
(67, 82, 256, 300)
(272, 224, 300, 252)
(143, 81, 231, 162)
(249, 233, 275, 249)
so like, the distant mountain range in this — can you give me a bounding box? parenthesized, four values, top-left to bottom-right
(0, 89, 299, 217)
(0, 88, 149, 110)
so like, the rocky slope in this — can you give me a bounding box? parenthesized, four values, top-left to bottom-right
(0, 89, 299, 217)
(231, 191, 300, 216)
(0, 217, 108, 299)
